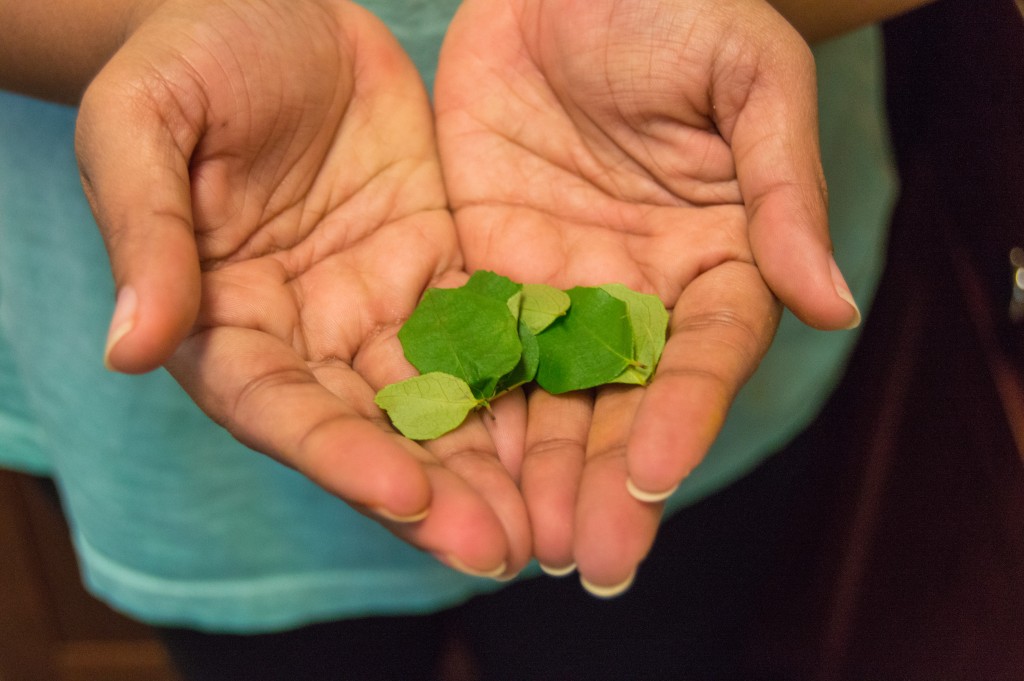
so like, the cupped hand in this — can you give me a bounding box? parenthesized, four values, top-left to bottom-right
(435, 0, 858, 590)
(75, 0, 530, 578)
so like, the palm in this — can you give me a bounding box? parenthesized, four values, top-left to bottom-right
(436, 1, 754, 295)
(77, 0, 529, 577)
(435, 0, 817, 587)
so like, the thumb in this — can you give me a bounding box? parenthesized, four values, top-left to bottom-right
(714, 15, 861, 331)
(76, 67, 202, 374)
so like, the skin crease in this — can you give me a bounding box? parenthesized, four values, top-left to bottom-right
(1, 0, 934, 591)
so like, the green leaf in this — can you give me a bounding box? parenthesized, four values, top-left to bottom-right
(535, 287, 634, 394)
(398, 287, 522, 398)
(375, 373, 483, 440)
(495, 321, 540, 394)
(506, 291, 524, 320)
(464, 270, 523, 319)
(600, 283, 670, 386)
(519, 283, 571, 334)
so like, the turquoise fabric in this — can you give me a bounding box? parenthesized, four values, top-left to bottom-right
(0, 5, 894, 633)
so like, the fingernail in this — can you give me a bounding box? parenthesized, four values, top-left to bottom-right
(580, 570, 636, 599)
(626, 478, 678, 503)
(828, 256, 861, 330)
(437, 553, 508, 580)
(539, 562, 577, 577)
(104, 286, 138, 370)
(373, 506, 429, 524)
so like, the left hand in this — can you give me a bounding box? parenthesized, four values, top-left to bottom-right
(435, 0, 858, 591)
(75, 0, 531, 578)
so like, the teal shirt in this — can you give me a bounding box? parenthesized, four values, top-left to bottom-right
(0, 5, 894, 632)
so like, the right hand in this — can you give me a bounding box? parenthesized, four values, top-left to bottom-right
(74, 0, 530, 578)
(435, 0, 854, 590)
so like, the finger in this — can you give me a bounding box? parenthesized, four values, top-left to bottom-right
(421, 410, 533, 578)
(712, 16, 860, 331)
(574, 386, 662, 596)
(625, 261, 780, 500)
(374, 463, 512, 579)
(170, 325, 531, 578)
(520, 389, 592, 575)
(356, 322, 531, 578)
(75, 60, 205, 374)
(172, 333, 516, 575)
(483, 387, 528, 482)
(167, 328, 435, 521)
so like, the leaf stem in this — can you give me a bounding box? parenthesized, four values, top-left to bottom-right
(477, 398, 496, 419)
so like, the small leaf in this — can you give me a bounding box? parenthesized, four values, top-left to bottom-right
(535, 287, 634, 394)
(600, 283, 670, 385)
(375, 373, 483, 440)
(519, 283, 571, 334)
(506, 291, 524, 320)
(398, 287, 522, 398)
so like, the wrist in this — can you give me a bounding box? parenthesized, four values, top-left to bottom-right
(767, 0, 937, 43)
(0, 0, 169, 104)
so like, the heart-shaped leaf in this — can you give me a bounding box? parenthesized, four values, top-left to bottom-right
(398, 286, 522, 398)
(519, 283, 570, 334)
(535, 287, 633, 394)
(600, 283, 669, 385)
(374, 372, 484, 440)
